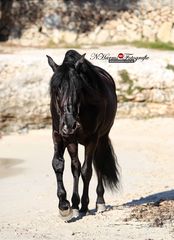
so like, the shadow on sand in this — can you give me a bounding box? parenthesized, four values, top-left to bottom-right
(0, 158, 25, 179)
(68, 190, 174, 222)
(67, 205, 116, 223)
(124, 189, 174, 207)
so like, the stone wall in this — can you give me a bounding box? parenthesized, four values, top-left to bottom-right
(1, 0, 174, 46)
(0, 47, 174, 134)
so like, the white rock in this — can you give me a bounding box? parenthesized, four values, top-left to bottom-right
(103, 20, 118, 30)
(95, 29, 110, 44)
(88, 32, 97, 42)
(157, 22, 173, 43)
(125, 30, 142, 41)
(77, 34, 89, 45)
(170, 27, 174, 43)
(61, 30, 77, 44)
(52, 29, 60, 44)
(142, 25, 156, 41)
(116, 24, 126, 32)
(143, 19, 154, 26)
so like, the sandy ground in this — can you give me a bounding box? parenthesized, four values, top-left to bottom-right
(0, 118, 174, 240)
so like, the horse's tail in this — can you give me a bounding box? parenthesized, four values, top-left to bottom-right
(93, 135, 119, 190)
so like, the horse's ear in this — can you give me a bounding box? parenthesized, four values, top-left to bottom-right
(46, 55, 59, 72)
(75, 53, 86, 71)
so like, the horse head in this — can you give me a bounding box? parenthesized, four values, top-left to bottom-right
(47, 51, 86, 136)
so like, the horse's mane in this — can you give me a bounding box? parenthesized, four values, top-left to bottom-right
(50, 50, 115, 105)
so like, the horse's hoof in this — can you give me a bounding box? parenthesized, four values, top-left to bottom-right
(59, 207, 73, 221)
(96, 203, 106, 213)
(85, 210, 91, 216)
(79, 208, 91, 216)
(72, 209, 79, 218)
(79, 207, 88, 214)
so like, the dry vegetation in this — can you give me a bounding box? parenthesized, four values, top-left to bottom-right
(125, 200, 174, 228)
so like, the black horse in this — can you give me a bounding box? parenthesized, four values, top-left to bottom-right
(47, 50, 119, 219)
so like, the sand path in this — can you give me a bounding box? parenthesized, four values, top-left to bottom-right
(0, 118, 174, 240)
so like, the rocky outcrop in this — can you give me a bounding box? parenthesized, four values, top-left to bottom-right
(76, 4, 174, 45)
(1, 0, 174, 46)
(0, 47, 174, 134)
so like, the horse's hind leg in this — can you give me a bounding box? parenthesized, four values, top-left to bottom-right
(94, 136, 109, 212)
(80, 140, 97, 213)
(52, 131, 72, 218)
(67, 143, 81, 217)
(96, 171, 106, 212)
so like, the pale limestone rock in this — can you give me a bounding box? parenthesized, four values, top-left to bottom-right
(170, 27, 174, 43)
(128, 16, 140, 24)
(111, 33, 125, 42)
(60, 30, 77, 44)
(135, 93, 146, 102)
(87, 26, 101, 43)
(149, 89, 166, 103)
(103, 20, 118, 30)
(149, 103, 168, 116)
(52, 29, 61, 44)
(160, 6, 171, 16)
(94, 26, 102, 35)
(124, 22, 137, 31)
(142, 25, 156, 41)
(165, 88, 174, 102)
(157, 22, 173, 43)
(1, 5, 174, 45)
(95, 29, 110, 44)
(125, 30, 142, 41)
(147, 11, 158, 20)
(77, 34, 89, 45)
(110, 29, 116, 38)
(116, 24, 126, 32)
(121, 11, 131, 20)
(143, 19, 154, 26)
(88, 32, 96, 43)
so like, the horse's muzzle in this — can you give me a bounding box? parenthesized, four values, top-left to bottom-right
(62, 122, 80, 136)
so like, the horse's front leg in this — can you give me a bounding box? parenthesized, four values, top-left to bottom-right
(52, 131, 71, 218)
(67, 143, 81, 216)
(80, 140, 97, 213)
